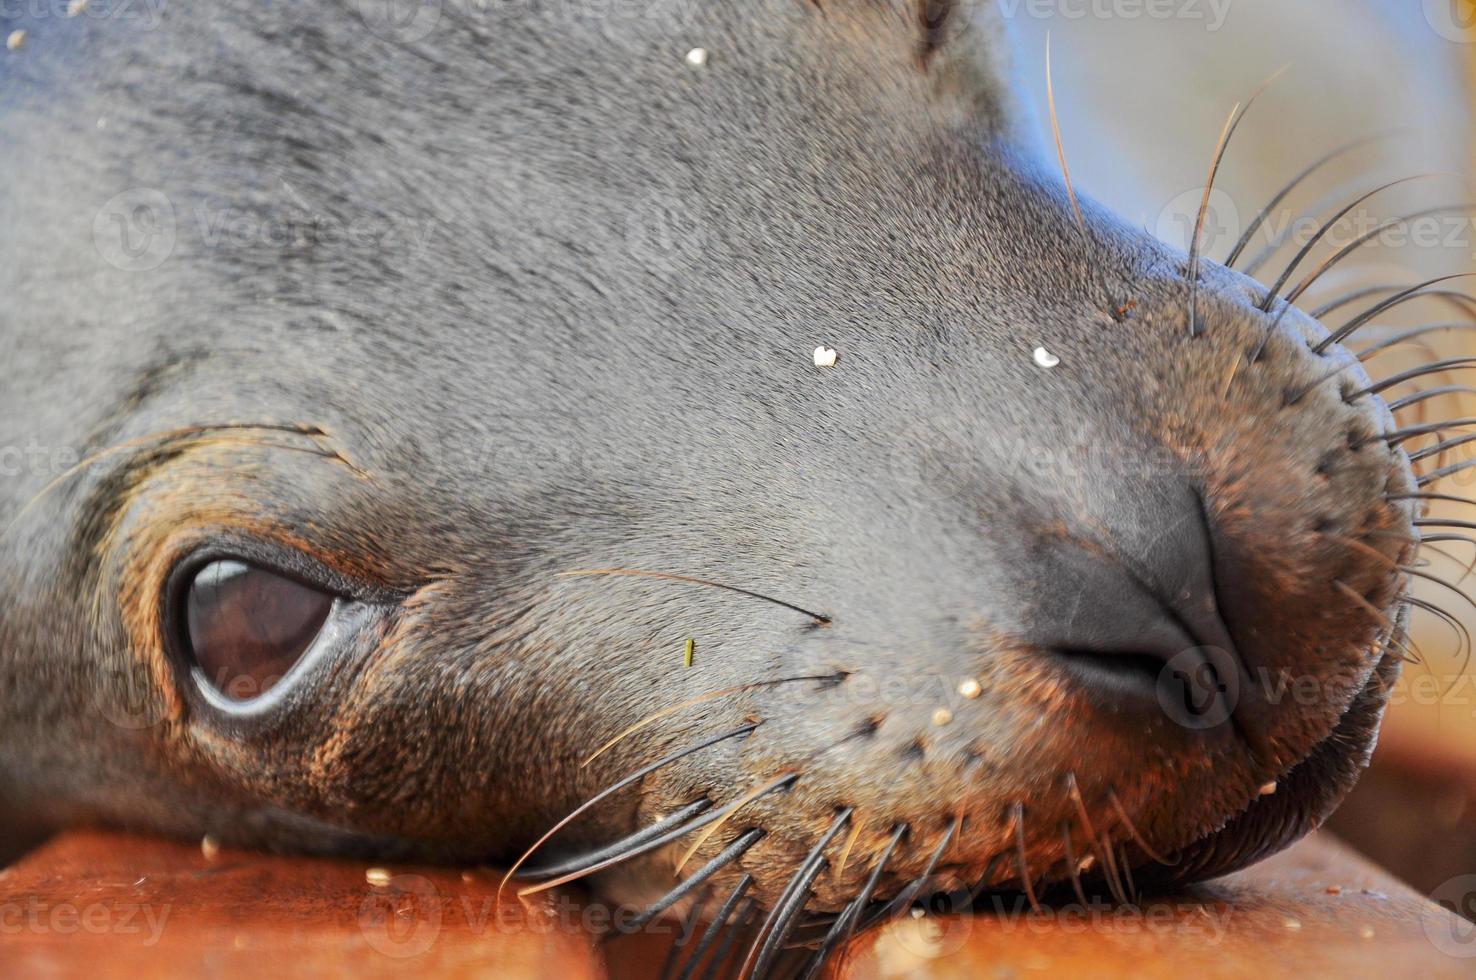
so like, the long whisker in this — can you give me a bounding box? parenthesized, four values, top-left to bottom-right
(865, 818, 959, 926)
(1257, 176, 1445, 312)
(658, 887, 714, 980)
(802, 824, 907, 979)
(517, 775, 797, 897)
(1315, 273, 1476, 353)
(1390, 491, 1476, 508)
(669, 880, 753, 980)
(1012, 803, 1041, 912)
(1106, 788, 1177, 866)
(1357, 324, 1476, 362)
(1311, 284, 1476, 322)
(1388, 386, 1476, 413)
(632, 829, 766, 932)
(1286, 204, 1476, 308)
(583, 674, 840, 767)
(1354, 357, 1476, 398)
(1045, 32, 1084, 233)
(500, 724, 758, 895)
(1225, 133, 1390, 269)
(518, 799, 711, 882)
(1411, 434, 1476, 462)
(1060, 823, 1090, 907)
(558, 568, 830, 625)
(1372, 418, 1476, 446)
(676, 773, 797, 874)
(744, 808, 854, 980)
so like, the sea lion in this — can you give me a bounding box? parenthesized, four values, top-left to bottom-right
(0, 0, 1457, 975)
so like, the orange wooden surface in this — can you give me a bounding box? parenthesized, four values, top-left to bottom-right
(0, 829, 1471, 978)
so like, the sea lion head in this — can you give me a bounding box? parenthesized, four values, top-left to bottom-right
(0, 0, 1432, 961)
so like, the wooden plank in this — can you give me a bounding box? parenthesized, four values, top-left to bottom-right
(0, 829, 1470, 978)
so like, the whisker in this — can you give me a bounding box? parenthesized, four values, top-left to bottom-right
(805, 823, 907, 977)
(517, 775, 797, 896)
(1185, 67, 1284, 334)
(1419, 457, 1476, 486)
(744, 808, 853, 980)
(1316, 273, 1476, 353)
(1312, 284, 1476, 321)
(1389, 491, 1476, 507)
(1358, 325, 1476, 363)
(1060, 823, 1090, 907)
(1388, 386, 1476, 413)
(1106, 788, 1177, 866)
(1, 421, 344, 542)
(1402, 594, 1471, 669)
(1354, 357, 1476, 398)
(1257, 176, 1443, 312)
(692, 895, 759, 980)
(1065, 772, 1109, 883)
(658, 886, 714, 980)
(518, 798, 711, 883)
(1098, 830, 1128, 905)
(865, 817, 959, 926)
(557, 568, 830, 625)
(1012, 803, 1041, 912)
(833, 812, 865, 881)
(500, 724, 757, 895)
(1400, 565, 1476, 619)
(1286, 203, 1476, 308)
(1044, 32, 1084, 233)
(669, 880, 753, 980)
(1226, 132, 1390, 269)
(583, 675, 840, 767)
(1373, 417, 1476, 446)
(1411, 434, 1476, 462)
(676, 773, 797, 874)
(633, 829, 766, 932)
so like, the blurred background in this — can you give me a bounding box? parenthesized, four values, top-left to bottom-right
(1008, 0, 1476, 894)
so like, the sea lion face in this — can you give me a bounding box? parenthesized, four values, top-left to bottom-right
(0, 0, 1422, 932)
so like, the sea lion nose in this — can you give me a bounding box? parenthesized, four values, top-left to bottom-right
(1015, 483, 1273, 758)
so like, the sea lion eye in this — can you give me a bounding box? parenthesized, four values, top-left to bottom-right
(181, 559, 336, 703)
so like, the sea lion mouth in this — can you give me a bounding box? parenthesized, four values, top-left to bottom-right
(1142, 638, 1403, 887)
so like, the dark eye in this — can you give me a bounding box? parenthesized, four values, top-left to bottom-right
(182, 559, 335, 703)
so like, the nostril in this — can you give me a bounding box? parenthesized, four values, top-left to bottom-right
(1050, 647, 1166, 700)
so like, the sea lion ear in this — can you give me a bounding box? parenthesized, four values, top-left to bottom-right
(911, 0, 1021, 128)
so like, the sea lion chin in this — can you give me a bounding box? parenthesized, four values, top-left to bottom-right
(0, 0, 1445, 975)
